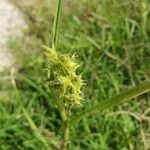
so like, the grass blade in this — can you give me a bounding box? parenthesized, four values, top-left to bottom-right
(22, 106, 50, 149)
(17, 74, 52, 105)
(70, 82, 150, 126)
(52, 0, 63, 49)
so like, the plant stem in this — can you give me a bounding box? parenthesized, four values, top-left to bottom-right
(52, 0, 63, 49)
(55, 98, 67, 122)
(62, 117, 69, 150)
(52, 1, 70, 149)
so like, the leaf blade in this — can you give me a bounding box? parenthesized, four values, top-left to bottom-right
(70, 82, 150, 126)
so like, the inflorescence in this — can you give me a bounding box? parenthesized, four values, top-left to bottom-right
(42, 45, 84, 110)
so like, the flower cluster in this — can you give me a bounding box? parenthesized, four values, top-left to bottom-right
(42, 45, 84, 110)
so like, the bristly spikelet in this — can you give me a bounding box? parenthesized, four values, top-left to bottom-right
(42, 45, 84, 110)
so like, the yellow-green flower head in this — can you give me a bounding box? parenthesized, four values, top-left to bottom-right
(42, 45, 84, 110)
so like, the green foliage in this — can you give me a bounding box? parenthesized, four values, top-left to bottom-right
(1, 0, 150, 149)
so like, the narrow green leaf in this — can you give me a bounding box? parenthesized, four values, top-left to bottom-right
(52, 0, 63, 49)
(22, 107, 50, 149)
(17, 74, 51, 104)
(70, 82, 150, 126)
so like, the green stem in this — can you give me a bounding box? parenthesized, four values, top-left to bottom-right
(51, 1, 69, 149)
(55, 98, 69, 150)
(55, 98, 67, 122)
(62, 117, 69, 150)
(52, 0, 63, 49)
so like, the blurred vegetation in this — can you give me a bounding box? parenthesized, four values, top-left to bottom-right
(0, 0, 150, 149)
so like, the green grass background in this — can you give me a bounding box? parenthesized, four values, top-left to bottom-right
(0, 0, 150, 149)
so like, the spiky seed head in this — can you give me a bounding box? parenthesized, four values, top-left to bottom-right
(42, 45, 84, 110)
